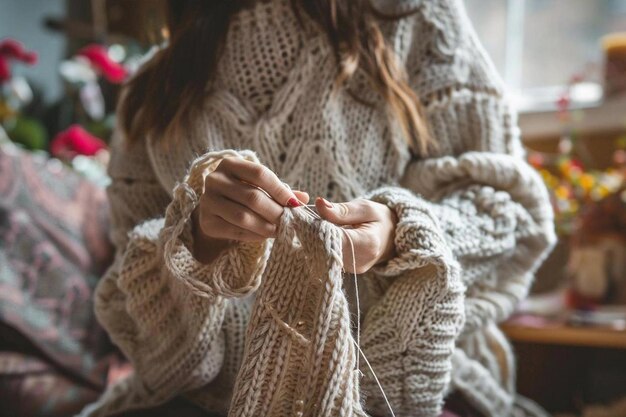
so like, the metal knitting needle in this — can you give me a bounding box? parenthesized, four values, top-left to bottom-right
(304, 204, 319, 214)
(302, 204, 322, 219)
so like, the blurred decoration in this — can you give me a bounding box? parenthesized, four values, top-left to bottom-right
(58, 43, 129, 127)
(528, 72, 626, 237)
(6, 116, 48, 150)
(567, 186, 626, 308)
(76, 44, 128, 84)
(530, 155, 625, 236)
(0, 38, 38, 84)
(602, 32, 626, 98)
(0, 38, 48, 151)
(49, 124, 110, 187)
(51, 124, 107, 160)
(1, 0, 163, 186)
(527, 68, 626, 310)
(43, 0, 168, 47)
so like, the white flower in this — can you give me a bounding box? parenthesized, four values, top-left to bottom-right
(59, 56, 98, 84)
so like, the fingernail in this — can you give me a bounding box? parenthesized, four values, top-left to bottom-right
(287, 197, 301, 208)
(319, 197, 333, 209)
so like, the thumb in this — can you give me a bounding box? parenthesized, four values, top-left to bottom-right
(315, 197, 374, 225)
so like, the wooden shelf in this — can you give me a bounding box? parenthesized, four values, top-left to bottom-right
(519, 94, 626, 142)
(501, 322, 626, 349)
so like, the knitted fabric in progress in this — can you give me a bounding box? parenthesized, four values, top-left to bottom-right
(84, 150, 464, 417)
(79, 0, 557, 416)
(229, 202, 368, 417)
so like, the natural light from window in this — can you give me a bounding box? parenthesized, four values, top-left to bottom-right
(465, 0, 626, 112)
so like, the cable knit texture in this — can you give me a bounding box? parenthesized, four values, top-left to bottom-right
(79, 0, 556, 416)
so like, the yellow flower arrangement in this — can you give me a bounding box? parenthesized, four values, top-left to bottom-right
(530, 153, 625, 236)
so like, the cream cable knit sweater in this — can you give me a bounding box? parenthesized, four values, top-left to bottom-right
(79, 0, 556, 416)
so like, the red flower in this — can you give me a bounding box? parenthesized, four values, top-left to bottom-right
(77, 44, 128, 84)
(528, 152, 545, 169)
(50, 125, 106, 159)
(0, 39, 38, 83)
(556, 93, 570, 112)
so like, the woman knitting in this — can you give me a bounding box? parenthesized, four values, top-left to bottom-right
(80, 1, 556, 416)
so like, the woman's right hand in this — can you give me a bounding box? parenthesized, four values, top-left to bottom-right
(192, 157, 309, 263)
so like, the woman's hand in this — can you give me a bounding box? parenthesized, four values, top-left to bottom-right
(315, 197, 397, 274)
(192, 157, 309, 263)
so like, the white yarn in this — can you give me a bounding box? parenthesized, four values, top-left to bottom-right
(340, 227, 397, 417)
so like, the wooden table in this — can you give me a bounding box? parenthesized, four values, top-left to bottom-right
(501, 319, 626, 413)
(501, 321, 626, 349)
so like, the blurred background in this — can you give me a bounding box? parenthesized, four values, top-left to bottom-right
(0, 1, 625, 416)
(468, 0, 626, 107)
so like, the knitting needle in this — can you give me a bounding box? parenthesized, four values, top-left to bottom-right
(298, 204, 321, 220)
(304, 204, 319, 215)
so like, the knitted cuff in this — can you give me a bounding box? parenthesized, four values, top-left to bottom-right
(159, 149, 270, 298)
(364, 186, 449, 277)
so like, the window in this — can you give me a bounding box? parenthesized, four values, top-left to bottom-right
(465, 0, 626, 111)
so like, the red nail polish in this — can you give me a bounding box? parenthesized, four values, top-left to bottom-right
(287, 197, 301, 208)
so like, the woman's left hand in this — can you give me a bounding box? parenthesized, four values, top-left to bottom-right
(315, 197, 397, 274)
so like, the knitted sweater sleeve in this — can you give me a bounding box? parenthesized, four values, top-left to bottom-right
(82, 129, 269, 415)
(358, 1, 555, 415)
(369, 0, 556, 333)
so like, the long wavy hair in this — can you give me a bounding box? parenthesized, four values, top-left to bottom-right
(120, 0, 433, 154)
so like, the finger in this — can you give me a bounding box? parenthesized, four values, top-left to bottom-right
(199, 214, 267, 243)
(204, 193, 277, 238)
(315, 197, 379, 226)
(206, 172, 284, 223)
(219, 158, 300, 207)
(293, 190, 310, 205)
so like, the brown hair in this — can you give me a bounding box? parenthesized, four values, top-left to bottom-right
(120, 0, 433, 155)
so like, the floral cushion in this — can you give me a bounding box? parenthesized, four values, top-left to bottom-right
(0, 142, 115, 416)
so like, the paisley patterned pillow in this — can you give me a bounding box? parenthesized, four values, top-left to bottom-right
(0, 142, 115, 416)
